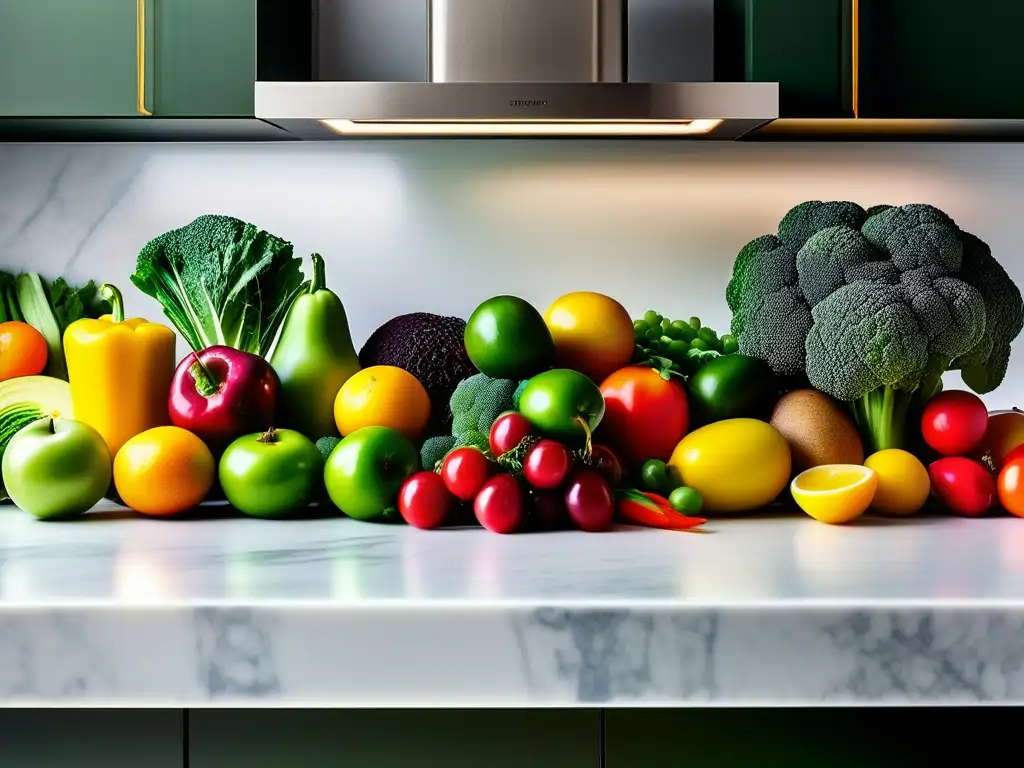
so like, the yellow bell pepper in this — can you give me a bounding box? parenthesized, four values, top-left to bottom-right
(64, 284, 176, 458)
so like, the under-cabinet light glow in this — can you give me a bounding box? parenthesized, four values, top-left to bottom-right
(320, 118, 722, 137)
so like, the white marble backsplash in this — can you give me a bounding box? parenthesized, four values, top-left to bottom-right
(2, 140, 1024, 406)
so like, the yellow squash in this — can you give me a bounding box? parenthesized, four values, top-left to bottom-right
(64, 284, 176, 457)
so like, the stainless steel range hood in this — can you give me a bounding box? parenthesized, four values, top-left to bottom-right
(256, 0, 778, 140)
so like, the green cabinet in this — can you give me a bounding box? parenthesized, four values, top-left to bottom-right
(0, 710, 183, 767)
(154, 0, 256, 116)
(717, 0, 1024, 120)
(0, 0, 257, 119)
(188, 710, 601, 767)
(0, 0, 145, 117)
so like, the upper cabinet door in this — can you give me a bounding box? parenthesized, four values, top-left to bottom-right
(0, 0, 148, 117)
(154, 0, 257, 117)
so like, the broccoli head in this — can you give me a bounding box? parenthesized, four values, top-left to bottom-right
(450, 373, 519, 441)
(727, 200, 1023, 452)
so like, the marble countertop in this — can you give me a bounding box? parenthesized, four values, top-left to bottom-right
(2, 502, 1023, 707)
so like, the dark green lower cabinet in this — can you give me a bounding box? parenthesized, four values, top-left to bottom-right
(188, 709, 601, 767)
(605, 709, 1020, 767)
(0, 710, 183, 767)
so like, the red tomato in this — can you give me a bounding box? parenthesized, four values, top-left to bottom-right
(440, 447, 493, 501)
(523, 439, 574, 490)
(590, 444, 624, 487)
(398, 471, 454, 530)
(921, 390, 989, 457)
(998, 457, 1024, 517)
(489, 412, 533, 457)
(928, 457, 995, 517)
(474, 474, 525, 534)
(598, 366, 688, 469)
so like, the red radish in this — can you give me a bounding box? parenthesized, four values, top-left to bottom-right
(590, 444, 624, 487)
(474, 475, 525, 534)
(928, 456, 995, 517)
(529, 490, 570, 531)
(563, 469, 615, 532)
(523, 439, 573, 490)
(489, 412, 533, 456)
(921, 391, 989, 457)
(441, 447, 493, 502)
(398, 471, 454, 530)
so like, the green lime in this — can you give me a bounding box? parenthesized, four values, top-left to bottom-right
(640, 459, 669, 493)
(464, 295, 554, 379)
(669, 486, 704, 514)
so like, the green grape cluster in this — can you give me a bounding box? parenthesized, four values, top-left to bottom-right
(633, 311, 739, 376)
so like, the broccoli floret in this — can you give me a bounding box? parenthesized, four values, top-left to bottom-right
(729, 200, 1023, 453)
(725, 235, 812, 378)
(449, 373, 519, 441)
(952, 234, 1024, 393)
(315, 436, 341, 463)
(421, 435, 458, 471)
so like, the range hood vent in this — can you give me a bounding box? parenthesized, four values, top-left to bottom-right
(256, 0, 778, 140)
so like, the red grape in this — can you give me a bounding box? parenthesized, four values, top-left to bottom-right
(474, 474, 525, 534)
(563, 469, 614, 532)
(590, 444, 624, 486)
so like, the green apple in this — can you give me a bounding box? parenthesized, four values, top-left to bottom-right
(324, 425, 419, 521)
(219, 428, 323, 518)
(1, 417, 112, 520)
(518, 368, 606, 444)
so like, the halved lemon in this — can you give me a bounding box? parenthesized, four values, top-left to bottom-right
(790, 464, 878, 525)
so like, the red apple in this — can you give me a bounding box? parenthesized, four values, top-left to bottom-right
(169, 346, 279, 450)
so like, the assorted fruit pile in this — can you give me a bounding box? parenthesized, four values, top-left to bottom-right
(1, 200, 1024, 532)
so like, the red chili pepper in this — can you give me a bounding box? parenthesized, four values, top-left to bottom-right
(615, 489, 706, 531)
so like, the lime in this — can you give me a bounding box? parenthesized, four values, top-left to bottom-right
(464, 295, 554, 379)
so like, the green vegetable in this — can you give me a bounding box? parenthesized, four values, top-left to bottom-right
(0, 272, 110, 380)
(632, 312, 736, 379)
(130, 214, 309, 358)
(726, 201, 1024, 452)
(640, 459, 669, 493)
(687, 354, 778, 427)
(669, 486, 704, 514)
(450, 373, 521, 442)
(315, 436, 342, 463)
(421, 435, 458, 471)
(463, 295, 554, 379)
(0, 376, 72, 500)
(270, 254, 361, 439)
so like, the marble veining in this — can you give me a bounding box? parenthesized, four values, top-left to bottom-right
(0, 507, 1021, 705)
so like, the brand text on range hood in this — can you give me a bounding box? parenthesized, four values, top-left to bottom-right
(255, 0, 778, 139)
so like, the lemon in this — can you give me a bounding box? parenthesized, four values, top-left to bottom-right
(863, 449, 930, 516)
(790, 464, 878, 525)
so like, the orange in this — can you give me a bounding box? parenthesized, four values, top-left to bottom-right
(334, 365, 431, 440)
(0, 321, 48, 381)
(544, 292, 635, 382)
(113, 426, 215, 516)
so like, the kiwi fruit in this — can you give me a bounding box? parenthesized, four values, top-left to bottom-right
(770, 389, 864, 472)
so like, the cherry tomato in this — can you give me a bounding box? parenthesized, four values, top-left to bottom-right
(474, 474, 525, 534)
(921, 391, 989, 457)
(0, 321, 48, 382)
(398, 471, 454, 530)
(563, 468, 615, 532)
(590, 444, 624, 487)
(928, 456, 995, 517)
(528, 490, 570, 531)
(523, 439, 573, 490)
(440, 447, 493, 502)
(598, 366, 688, 469)
(998, 457, 1024, 517)
(489, 411, 533, 457)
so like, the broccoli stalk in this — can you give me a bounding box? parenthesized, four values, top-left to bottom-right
(850, 386, 914, 454)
